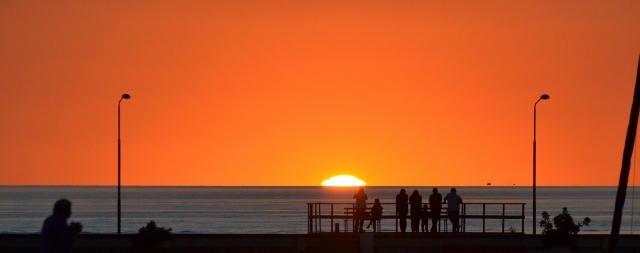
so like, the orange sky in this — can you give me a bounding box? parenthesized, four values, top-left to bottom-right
(1, 1, 639, 186)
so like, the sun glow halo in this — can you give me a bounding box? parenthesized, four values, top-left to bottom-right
(321, 175, 366, 187)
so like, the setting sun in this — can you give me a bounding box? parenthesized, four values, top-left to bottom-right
(321, 175, 366, 187)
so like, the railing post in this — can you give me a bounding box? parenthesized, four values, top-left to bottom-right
(522, 203, 525, 234)
(344, 205, 348, 233)
(312, 203, 316, 234)
(331, 204, 334, 233)
(319, 204, 322, 233)
(308, 203, 311, 234)
(502, 204, 505, 233)
(462, 203, 465, 233)
(482, 204, 486, 233)
(395, 210, 398, 232)
(352, 203, 355, 232)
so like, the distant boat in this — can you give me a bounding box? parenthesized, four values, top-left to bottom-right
(486, 183, 491, 186)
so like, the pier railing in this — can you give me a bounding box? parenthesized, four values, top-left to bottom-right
(307, 202, 525, 234)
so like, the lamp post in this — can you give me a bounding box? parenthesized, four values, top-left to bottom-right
(118, 93, 130, 234)
(533, 93, 549, 235)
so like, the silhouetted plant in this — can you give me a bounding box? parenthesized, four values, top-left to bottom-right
(135, 220, 172, 252)
(540, 207, 591, 245)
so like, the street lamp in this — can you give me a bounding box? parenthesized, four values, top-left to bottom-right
(118, 93, 130, 234)
(533, 93, 549, 235)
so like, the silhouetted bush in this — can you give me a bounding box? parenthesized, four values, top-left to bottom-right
(134, 220, 172, 252)
(540, 207, 591, 245)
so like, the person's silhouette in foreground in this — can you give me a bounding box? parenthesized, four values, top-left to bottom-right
(443, 188, 463, 233)
(41, 199, 82, 253)
(421, 204, 430, 232)
(353, 186, 368, 232)
(395, 189, 409, 232)
(366, 198, 383, 232)
(409, 190, 422, 233)
(428, 188, 442, 232)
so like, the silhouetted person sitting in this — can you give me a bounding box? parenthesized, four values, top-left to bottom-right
(395, 189, 409, 232)
(443, 188, 463, 233)
(366, 199, 383, 232)
(41, 199, 82, 253)
(409, 190, 422, 233)
(428, 188, 442, 233)
(353, 186, 368, 232)
(421, 204, 430, 232)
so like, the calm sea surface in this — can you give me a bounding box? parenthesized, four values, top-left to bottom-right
(0, 186, 639, 234)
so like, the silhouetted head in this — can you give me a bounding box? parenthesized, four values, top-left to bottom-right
(451, 188, 457, 193)
(423, 204, 428, 208)
(412, 190, 419, 195)
(358, 186, 365, 193)
(432, 188, 438, 193)
(53, 199, 72, 219)
(374, 199, 381, 205)
(400, 189, 406, 194)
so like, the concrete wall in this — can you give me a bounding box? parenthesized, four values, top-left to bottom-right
(1, 233, 639, 253)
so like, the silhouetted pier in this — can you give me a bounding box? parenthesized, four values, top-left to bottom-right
(307, 202, 525, 234)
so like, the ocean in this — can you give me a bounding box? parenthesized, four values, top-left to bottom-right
(0, 186, 639, 234)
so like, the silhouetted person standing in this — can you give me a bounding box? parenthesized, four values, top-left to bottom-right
(443, 188, 463, 233)
(395, 189, 409, 232)
(421, 204, 430, 232)
(41, 199, 82, 253)
(353, 186, 368, 232)
(428, 188, 442, 232)
(366, 199, 383, 232)
(409, 190, 422, 233)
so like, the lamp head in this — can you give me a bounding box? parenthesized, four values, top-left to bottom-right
(540, 94, 550, 100)
(122, 94, 131, 99)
